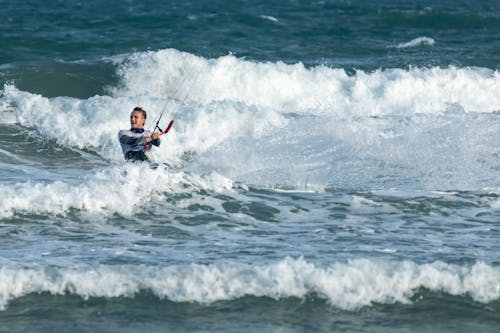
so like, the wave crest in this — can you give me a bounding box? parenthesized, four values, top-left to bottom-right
(1, 257, 499, 311)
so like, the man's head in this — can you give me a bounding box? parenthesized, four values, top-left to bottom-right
(130, 106, 147, 129)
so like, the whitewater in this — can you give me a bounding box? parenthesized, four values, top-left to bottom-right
(2, 50, 499, 191)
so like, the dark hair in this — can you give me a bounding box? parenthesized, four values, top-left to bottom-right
(132, 106, 147, 119)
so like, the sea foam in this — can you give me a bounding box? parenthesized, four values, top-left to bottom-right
(0, 257, 499, 311)
(0, 164, 233, 219)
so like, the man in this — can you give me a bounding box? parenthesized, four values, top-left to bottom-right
(118, 106, 161, 162)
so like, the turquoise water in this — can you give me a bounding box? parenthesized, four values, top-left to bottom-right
(1, 1, 500, 332)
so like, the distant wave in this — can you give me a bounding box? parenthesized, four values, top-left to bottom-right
(390, 36, 436, 49)
(259, 15, 279, 22)
(1, 257, 499, 311)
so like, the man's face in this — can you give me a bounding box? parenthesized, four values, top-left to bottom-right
(130, 110, 145, 129)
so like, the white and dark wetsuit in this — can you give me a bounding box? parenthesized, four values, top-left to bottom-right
(118, 128, 161, 162)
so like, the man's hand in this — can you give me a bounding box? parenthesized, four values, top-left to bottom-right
(145, 132, 161, 143)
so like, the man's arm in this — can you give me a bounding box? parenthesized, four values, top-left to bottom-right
(118, 131, 147, 145)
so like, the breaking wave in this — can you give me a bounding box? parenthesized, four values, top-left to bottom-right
(1, 257, 499, 311)
(1, 49, 499, 190)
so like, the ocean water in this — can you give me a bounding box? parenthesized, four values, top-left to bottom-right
(1, 0, 500, 332)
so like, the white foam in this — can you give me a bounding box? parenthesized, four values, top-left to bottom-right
(107, 49, 500, 116)
(0, 165, 233, 219)
(0, 257, 499, 310)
